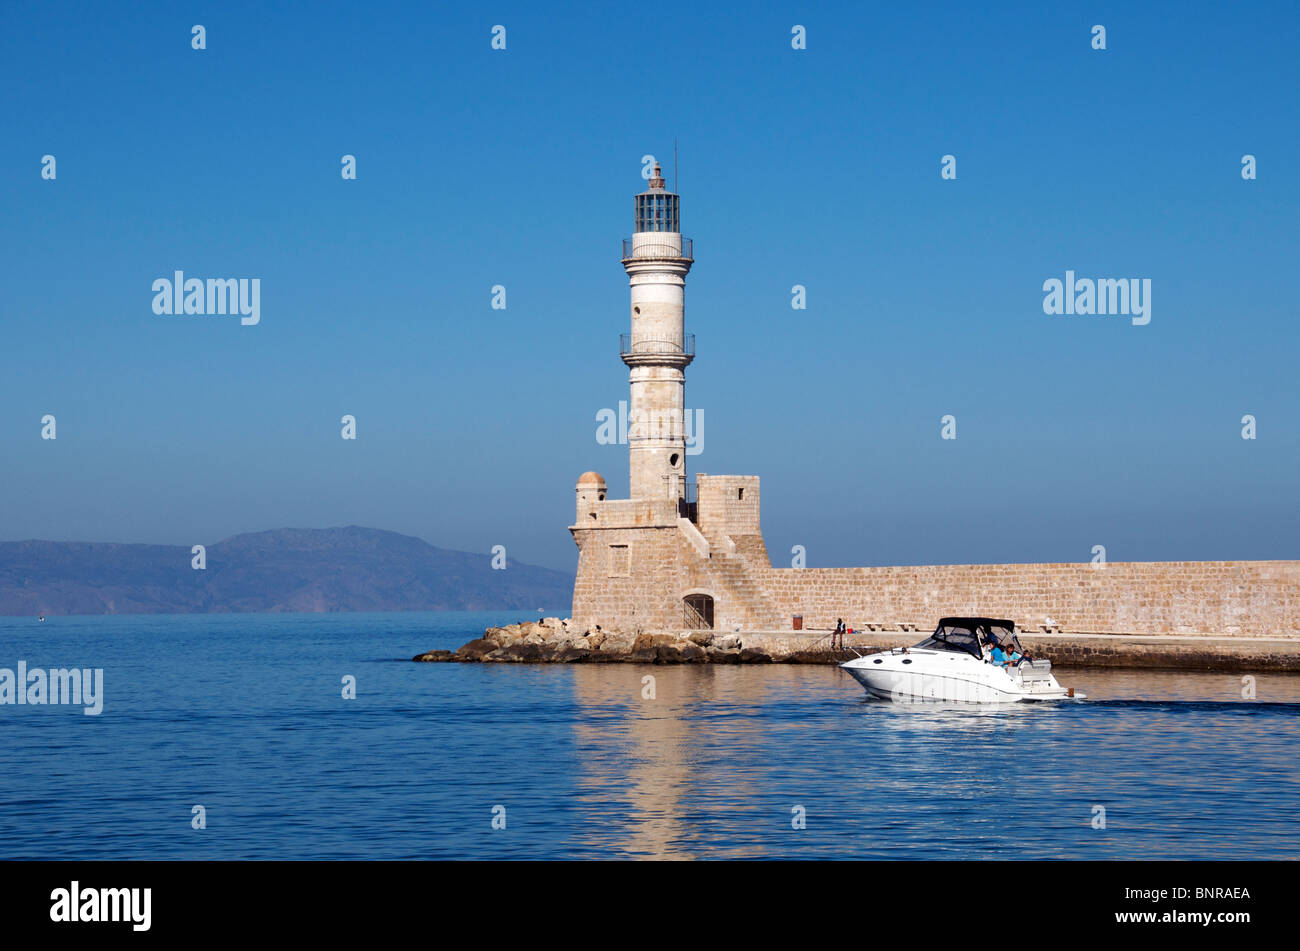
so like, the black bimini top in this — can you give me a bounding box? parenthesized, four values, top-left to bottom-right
(918, 617, 1021, 659)
(937, 616, 1016, 631)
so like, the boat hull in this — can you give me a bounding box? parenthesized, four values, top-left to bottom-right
(841, 649, 1080, 704)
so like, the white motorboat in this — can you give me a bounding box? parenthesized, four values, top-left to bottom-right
(840, 616, 1085, 704)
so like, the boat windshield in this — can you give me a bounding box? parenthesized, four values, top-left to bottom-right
(913, 619, 1026, 660)
(984, 625, 1027, 656)
(914, 623, 984, 659)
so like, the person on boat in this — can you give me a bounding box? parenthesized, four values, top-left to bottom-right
(989, 642, 1008, 666)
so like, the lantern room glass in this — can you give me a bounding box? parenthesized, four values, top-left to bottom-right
(635, 192, 679, 233)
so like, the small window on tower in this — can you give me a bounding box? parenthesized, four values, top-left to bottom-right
(738, 488, 745, 500)
(609, 544, 630, 577)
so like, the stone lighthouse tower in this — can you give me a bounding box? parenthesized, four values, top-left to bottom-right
(571, 161, 777, 634)
(621, 162, 694, 502)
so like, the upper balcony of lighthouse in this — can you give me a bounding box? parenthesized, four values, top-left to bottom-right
(622, 162, 693, 264)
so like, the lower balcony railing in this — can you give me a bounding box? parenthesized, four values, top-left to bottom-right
(619, 333, 694, 359)
(621, 237, 693, 261)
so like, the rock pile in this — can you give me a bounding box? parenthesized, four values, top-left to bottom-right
(412, 618, 805, 664)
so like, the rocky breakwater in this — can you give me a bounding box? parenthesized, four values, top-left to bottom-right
(412, 618, 841, 664)
(413, 621, 1300, 671)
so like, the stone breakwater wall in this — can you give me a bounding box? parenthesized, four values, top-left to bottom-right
(764, 560, 1300, 638)
(413, 619, 1300, 672)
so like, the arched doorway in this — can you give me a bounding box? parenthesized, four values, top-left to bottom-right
(683, 593, 714, 630)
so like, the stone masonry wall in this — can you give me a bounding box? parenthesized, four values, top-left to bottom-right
(573, 522, 1299, 637)
(571, 524, 685, 631)
(572, 476, 1299, 638)
(756, 560, 1300, 636)
(572, 520, 772, 632)
(696, 475, 760, 540)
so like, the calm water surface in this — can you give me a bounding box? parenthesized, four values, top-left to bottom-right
(2, 612, 1298, 859)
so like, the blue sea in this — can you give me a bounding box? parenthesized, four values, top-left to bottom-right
(1, 612, 1298, 860)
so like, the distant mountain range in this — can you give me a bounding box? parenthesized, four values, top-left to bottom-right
(0, 527, 574, 616)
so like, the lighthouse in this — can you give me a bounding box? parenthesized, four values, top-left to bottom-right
(620, 162, 694, 502)
(570, 161, 774, 633)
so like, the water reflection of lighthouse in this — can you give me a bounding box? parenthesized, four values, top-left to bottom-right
(569, 666, 822, 859)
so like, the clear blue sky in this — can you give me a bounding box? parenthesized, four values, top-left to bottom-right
(2, 1, 1297, 572)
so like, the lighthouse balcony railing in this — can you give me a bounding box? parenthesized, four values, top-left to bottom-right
(622, 237, 693, 262)
(620, 333, 694, 359)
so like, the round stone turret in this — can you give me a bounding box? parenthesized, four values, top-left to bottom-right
(576, 471, 606, 521)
